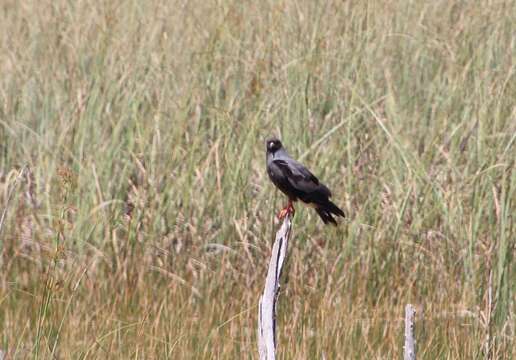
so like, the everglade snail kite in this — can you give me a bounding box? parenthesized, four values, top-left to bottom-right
(266, 138, 345, 225)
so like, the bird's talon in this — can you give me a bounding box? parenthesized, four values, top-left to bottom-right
(277, 208, 288, 220)
(287, 204, 295, 215)
(277, 203, 295, 220)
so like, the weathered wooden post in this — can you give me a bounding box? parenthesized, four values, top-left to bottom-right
(404, 304, 416, 360)
(257, 214, 293, 360)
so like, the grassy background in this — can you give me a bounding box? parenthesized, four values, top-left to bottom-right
(0, 0, 515, 358)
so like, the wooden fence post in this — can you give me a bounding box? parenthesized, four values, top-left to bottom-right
(257, 214, 293, 360)
(404, 304, 416, 360)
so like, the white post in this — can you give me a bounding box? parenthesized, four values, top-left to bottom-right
(257, 214, 293, 360)
(404, 304, 416, 360)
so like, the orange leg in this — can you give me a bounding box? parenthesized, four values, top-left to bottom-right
(277, 200, 296, 220)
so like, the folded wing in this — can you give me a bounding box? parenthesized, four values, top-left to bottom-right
(272, 159, 332, 201)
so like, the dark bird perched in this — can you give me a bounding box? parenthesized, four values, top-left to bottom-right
(266, 137, 345, 225)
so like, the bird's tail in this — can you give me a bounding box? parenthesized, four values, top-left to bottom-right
(315, 208, 337, 225)
(325, 200, 345, 217)
(315, 200, 345, 226)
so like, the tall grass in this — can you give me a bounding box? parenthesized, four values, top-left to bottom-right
(0, 0, 514, 358)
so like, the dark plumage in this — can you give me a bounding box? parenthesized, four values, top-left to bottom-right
(266, 137, 345, 225)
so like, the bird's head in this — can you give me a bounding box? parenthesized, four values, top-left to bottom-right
(266, 138, 283, 153)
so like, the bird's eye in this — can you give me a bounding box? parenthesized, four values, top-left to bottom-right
(269, 141, 274, 148)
